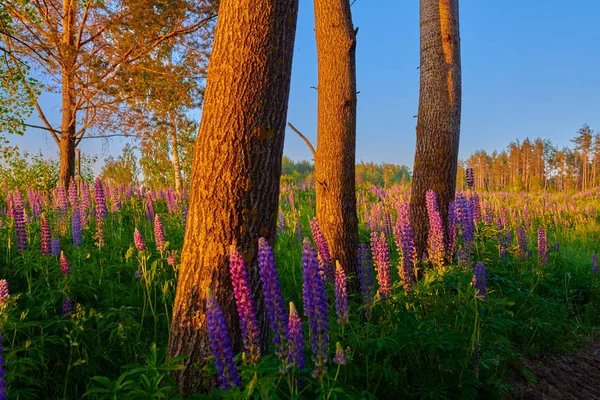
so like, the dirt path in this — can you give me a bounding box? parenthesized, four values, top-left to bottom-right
(512, 341, 600, 399)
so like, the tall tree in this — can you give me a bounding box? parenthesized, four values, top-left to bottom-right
(1, 0, 215, 188)
(313, 0, 359, 285)
(410, 0, 461, 262)
(572, 124, 593, 191)
(167, 0, 298, 394)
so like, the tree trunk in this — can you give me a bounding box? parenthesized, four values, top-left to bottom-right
(410, 0, 461, 262)
(169, 112, 183, 192)
(167, 0, 298, 394)
(313, 0, 359, 289)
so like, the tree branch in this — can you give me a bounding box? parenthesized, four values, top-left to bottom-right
(287, 122, 317, 158)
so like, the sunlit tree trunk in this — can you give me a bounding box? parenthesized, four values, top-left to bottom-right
(167, 0, 298, 394)
(410, 0, 461, 262)
(314, 0, 359, 287)
(169, 112, 183, 192)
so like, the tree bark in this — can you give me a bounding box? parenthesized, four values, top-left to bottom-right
(169, 111, 183, 192)
(410, 0, 461, 263)
(167, 0, 298, 394)
(313, 0, 359, 289)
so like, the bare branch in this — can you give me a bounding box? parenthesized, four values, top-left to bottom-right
(287, 122, 317, 158)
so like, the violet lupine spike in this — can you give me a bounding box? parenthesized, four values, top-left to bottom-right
(12, 189, 28, 252)
(456, 193, 474, 267)
(447, 201, 458, 258)
(41, 213, 51, 256)
(71, 205, 82, 247)
(537, 227, 548, 266)
(206, 289, 241, 390)
(426, 191, 445, 271)
(167, 252, 177, 266)
(473, 261, 487, 301)
(286, 302, 305, 370)
(309, 217, 332, 282)
(466, 167, 475, 188)
(370, 231, 392, 299)
(334, 261, 349, 325)
(357, 243, 375, 312)
(0, 331, 6, 400)
(333, 342, 347, 365)
(57, 186, 68, 218)
(592, 253, 598, 275)
(257, 238, 287, 358)
(229, 246, 261, 364)
(68, 177, 78, 208)
(154, 214, 166, 253)
(181, 201, 188, 230)
(51, 236, 61, 256)
(471, 193, 482, 222)
(62, 297, 74, 316)
(396, 203, 416, 292)
(517, 226, 527, 259)
(278, 210, 285, 234)
(301, 238, 329, 378)
(133, 228, 146, 252)
(296, 219, 302, 244)
(145, 196, 155, 222)
(94, 179, 107, 247)
(60, 251, 70, 275)
(289, 192, 296, 213)
(496, 217, 507, 259)
(0, 280, 8, 304)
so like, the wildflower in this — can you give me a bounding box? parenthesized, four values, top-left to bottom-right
(396, 203, 416, 291)
(181, 201, 188, 229)
(257, 238, 287, 357)
(206, 289, 240, 390)
(278, 210, 285, 234)
(310, 217, 332, 281)
(145, 197, 155, 222)
(472, 261, 487, 301)
(71, 205, 82, 247)
(41, 213, 51, 255)
(357, 243, 375, 311)
(296, 219, 302, 244)
(370, 231, 392, 298)
(12, 189, 28, 252)
(154, 214, 166, 252)
(62, 297, 74, 316)
(537, 227, 548, 266)
(229, 246, 261, 364)
(60, 251, 70, 275)
(94, 179, 107, 247)
(447, 201, 458, 257)
(133, 228, 146, 252)
(334, 261, 349, 324)
(286, 302, 305, 370)
(51, 236, 61, 256)
(471, 192, 481, 222)
(466, 167, 475, 188)
(302, 238, 329, 378)
(135, 269, 143, 279)
(517, 226, 527, 258)
(167, 252, 177, 266)
(0, 280, 8, 304)
(0, 331, 6, 400)
(426, 191, 445, 271)
(593, 253, 598, 275)
(333, 342, 346, 365)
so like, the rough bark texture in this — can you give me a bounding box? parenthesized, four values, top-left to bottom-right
(313, 0, 359, 288)
(169, 112, 183, 192)
(59, 0, 77, 190)
(167, 0, 298, 395)
(410, 0, 461, 263)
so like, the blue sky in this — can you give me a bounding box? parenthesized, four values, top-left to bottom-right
(12, 0, 600, 170)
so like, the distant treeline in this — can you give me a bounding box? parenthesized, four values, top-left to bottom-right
(461, 124, 600, 192)
(281, 156, 411, 187)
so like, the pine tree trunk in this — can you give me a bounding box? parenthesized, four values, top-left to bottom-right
(410, 0, 461, 262)
(169, 112, 183, 192)
(167, 0, 298, 394)
(314, 0, 359, 288)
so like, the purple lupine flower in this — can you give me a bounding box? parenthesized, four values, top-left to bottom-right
(145, 196, 155, 222)
(289, 192, 296, 213)
(71, 205, 82, 247)
(41, 213, 51, 255)
(51, 236, 61, 256)
(506, 229, 513, 246)
(57, 186, 68, 217)
(301, 238, 329, 378)
(5, 192, 13, 219)
(537, 227, 548, 266)
(110, 185, 121, 212)
(62, 297, 74, 316)
(0, 331, 6, 400)
(229, 246, 261, 364)
(396, 203, 416, 292)
(310, 217, 332, 281)
(286, 302, 305, 370)
(278, 210, 285, 235)
(134, 228, 146, 251)
(370, 231, 392, 299)
(334, 261, 349, 324)
(296, 219, 302, 244)
(182, 201, 188, 230)
(257, 238, 287, 357)
(592, 253, 598, 275)
(0, 280, 8, 304)
(473, 261, 487, 301)
(333, 342, 346, 365)
(167, 252, 177, 266)
(466, 168, 474, 188)
(68, 177, 78, 208)
(12, 189, 28, 252)
(60, 251, 70, 275)
(206, 288, 240, 390)
(447, 201, 458, 258)
(154, 214, 166, 253)
(456, 193, 474, 267)
(471, 193, 481, 222)
(496, 217, 507, 259)
(357, 243, 375, 312)
(80, 181, 91, 227)
(135, 269, 143, 279)
(517, 226, 527, 259)
(426, 191, 445, 271)
(94, 179, 107, 247)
